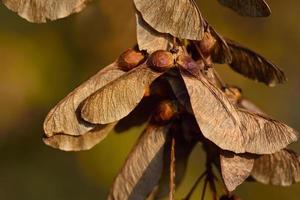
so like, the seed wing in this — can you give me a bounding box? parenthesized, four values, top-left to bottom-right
(81, 64, 163, 124)
(44, 62, 125, 137)
(252, 149, 300, 186)
(43, 123, 116, 151)
(108, 124, 169, 200)
(220, 151, 254, 191)
(218, 0, 271, 17)
(2, 0, 91, 23)
(224, 39, 286, 86)
(134, 0, 204, 40)
(136, 12, 172, 53)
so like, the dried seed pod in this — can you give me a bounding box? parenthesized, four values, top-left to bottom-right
(177, 55, 202, 76)
(224, 86, 242, 104)
(118, 49, 145, 71)
(148, 50, 174, 72)
(153, 100, 177, 123)
(198, 32, 217, 57)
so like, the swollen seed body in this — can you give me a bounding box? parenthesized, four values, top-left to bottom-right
(118, 49, 145, 71)
(148, 50, 174, 72)
(198, 32, 217, 57)
(177, 55, 201, 74)
(154, 100, 177, 123)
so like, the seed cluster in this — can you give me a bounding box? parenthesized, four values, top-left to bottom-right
(3, 0, 299, 200)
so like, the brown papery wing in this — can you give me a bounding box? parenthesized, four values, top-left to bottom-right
(81, 64, 163, 124)
(225, 39, 286, 86)
(238, 109, 298, 154)
(217, 0, 271, 17)
(220, 151, 254, 191)
(136, 12, 172, 53)
(180, 69, 247, 153)
(252, 149, 300, 186)
(208, 25, 232, 64)
(134, 0, 204, 40)
(44, 62, 125, 137)
(108, 124, 169, 200)
(238, 98, 265, 115)
(43, 123, 116, 151)
(2, 0, 91, 23)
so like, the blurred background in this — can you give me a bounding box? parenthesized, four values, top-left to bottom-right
(0, 0, 299, 199)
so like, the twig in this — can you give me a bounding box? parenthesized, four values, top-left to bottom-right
(182, 171, 207, 200)
(169, 136, 176, 200)
(201, 178, 208, 200)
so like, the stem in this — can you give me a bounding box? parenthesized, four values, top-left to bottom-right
(169, 136, 176, 200)
(192, 41, 210, 67)
(201, 178, 208, 200)
(183, 171, 207, 200)
(212, 68, 227, 89)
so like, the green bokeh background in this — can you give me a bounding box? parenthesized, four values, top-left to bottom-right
(0, 0, 299, 199)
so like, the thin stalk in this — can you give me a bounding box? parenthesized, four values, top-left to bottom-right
(183, 171, 207, 200)
(201, 178, 209, 200)
(169, 137, 176, 200)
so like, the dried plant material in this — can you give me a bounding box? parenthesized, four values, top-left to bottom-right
(208, 26, 232, 64)
(252, 149, 300, 186)
(154, 130, 196, 199)
(223, 86, 298, 154)
(44, 62, 125, 137)
(118, 49, 145, 71)
(81, 63, 163, 124)
(2, 0, 91, 23)
(220, 151, 254, 191)
(224, 86, 265, 115)
(136, 13, 172, 53)
(238, 98, 265, 115)
(43, 123, 116, 151)
(134, 0, 204, 40)
(180, 69, 245, 153)
(238, 109, 298, 154)
(218, 0, 271, 17)
(148, 50, 175, 72)
(108, 124, 169, 200)
(179, 62, 297, 154)
(224, 39, 286, 86)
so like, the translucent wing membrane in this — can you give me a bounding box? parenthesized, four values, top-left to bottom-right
(136, 12, 172, 53)
(218, 0, 271, 17)
(179, 64, 297, 154)
(224, 39, 286, 86)
(43, 123, 116, 151)
(81, 63, 163, 124)
(2, 0, 91, 23)
(108, 124, 169, 200)
(44, 62, 125, 137)
(220, 151, 254, 191)
(134, 0, 204, 40)
(252, 149, 300, 186)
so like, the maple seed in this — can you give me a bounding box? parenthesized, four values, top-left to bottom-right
(198, 32, 217, 57)
(224, 86, 242, 104)
(118, 49, 145, 71)
(148, 50, 174, 72)
(177, 55, 201, 72)
(154, 100, 177, 123)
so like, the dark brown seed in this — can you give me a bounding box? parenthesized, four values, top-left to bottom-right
(198, 32, 217, 57)
(224, 86, 242, 104)
(118, 49, 145, 71)
(153, 100, 177, 123)
(177, 55, 202, 75)
(148, 50, 174, 72)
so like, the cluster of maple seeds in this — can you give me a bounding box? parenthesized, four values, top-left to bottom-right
(2, 0, 300, 199)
